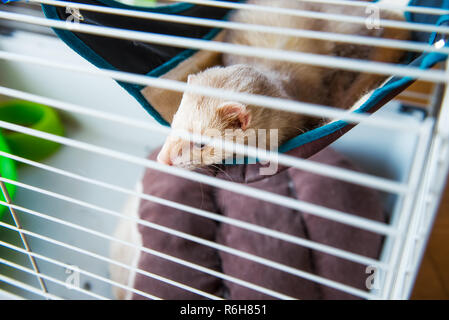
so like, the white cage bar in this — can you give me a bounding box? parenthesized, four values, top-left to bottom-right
(0, 0, 448, 300)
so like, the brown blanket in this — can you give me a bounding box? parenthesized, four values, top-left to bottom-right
(132, 147, 385, 299)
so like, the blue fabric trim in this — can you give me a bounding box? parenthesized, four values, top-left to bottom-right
(279, 53, 448, 153)
(147, 27, 222, 79)
(42, 0, 449, 160)
(428, 14, 449, 43)
(405, 0, 418, 22)
(41, 1, 232, 127)
(41, 2, 176, 126)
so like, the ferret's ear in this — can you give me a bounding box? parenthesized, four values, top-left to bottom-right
(217, 102, 251, 130)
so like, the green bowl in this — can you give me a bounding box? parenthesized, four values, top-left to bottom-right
(0, 100, 64, 162)
(0, 130, 17, 220)
(120, 0, 157, 7)
(0, 99, 64, 219)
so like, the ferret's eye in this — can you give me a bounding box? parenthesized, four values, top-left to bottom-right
(194, 143, 206, 149)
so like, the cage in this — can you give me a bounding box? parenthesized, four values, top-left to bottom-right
(0, 0, 448, 300)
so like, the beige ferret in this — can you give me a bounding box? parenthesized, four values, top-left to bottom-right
(157, 0, 410, 168)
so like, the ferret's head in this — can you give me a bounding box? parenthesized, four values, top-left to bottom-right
(157, 65, 285, 169)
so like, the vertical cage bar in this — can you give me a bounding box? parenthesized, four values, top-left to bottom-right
(380, 118, 434, 299)
(0, 173, 48, 296)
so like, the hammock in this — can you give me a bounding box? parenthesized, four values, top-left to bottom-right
(42, 0, 449, 161)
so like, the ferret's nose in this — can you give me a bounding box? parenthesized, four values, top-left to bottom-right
(157, 151, 172, 166)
